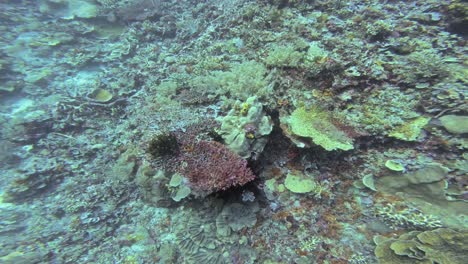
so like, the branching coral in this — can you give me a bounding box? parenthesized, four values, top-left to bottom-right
(375, 203, 443, 230)
(190, 60, 272, 100)
(178, 140, 255, 197)
(145, 121, 255, 199)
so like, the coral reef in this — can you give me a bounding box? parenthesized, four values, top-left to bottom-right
(217, 96, 273, 159)
(0, 0, 466, 263)
(374, 228, 468, 264)
(177, 140, 255, 197)
(375, 203, 443, 230)
(190, 61, 272, 100)
(281, 106, 354, 151)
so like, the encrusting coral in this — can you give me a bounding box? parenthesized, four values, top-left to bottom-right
(374, 228, 468, 264)
(281, 106, 353, 151)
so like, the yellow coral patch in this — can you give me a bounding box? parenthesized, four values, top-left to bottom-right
(288, 107, 353, 151)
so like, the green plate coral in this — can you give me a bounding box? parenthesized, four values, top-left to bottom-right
(282, 107, 353, 151)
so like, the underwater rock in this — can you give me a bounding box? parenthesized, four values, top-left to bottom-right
(446, 0, 468, 36)
(109, 149, 138, 182)
(284, 173, 316, 194)
(39, 0, 99, 19)
(0, 251, 45, 264)
(439, 115, 468, 134)
(219, 202, 259, 232)
(389, 116, 430, 141)
(115, 0, 162, 22)
(0, 206, 29, 236)
(4, 157, 65, 202)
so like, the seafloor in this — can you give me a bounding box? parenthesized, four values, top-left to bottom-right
(0, 0, 467, 263)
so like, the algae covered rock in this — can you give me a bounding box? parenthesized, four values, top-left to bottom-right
(439, 115, 468, 134)
(4, 157, 64, 202)
(281, 106, 353, 151)
(389, 116, 430, 141)
(219, 202, 259, 232)
(265, 44, 303, 67)
(284, 173, 317, 194)
(135, 164, 172, 206)
(39, 0, 99, 19)
(191, 61, 271, 100)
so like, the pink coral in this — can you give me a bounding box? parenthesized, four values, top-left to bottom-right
(177, 140, 255, 196)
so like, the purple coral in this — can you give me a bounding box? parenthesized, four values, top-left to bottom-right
(177, 140, 255, 196)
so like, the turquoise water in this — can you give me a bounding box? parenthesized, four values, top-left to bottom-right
(0, 0, 467, 263)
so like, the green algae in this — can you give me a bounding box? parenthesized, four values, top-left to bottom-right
(283, 106, 353, 151)
(284, 173, 316, 194)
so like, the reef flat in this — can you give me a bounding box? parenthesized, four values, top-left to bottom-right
(0, 1, 467, 263)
